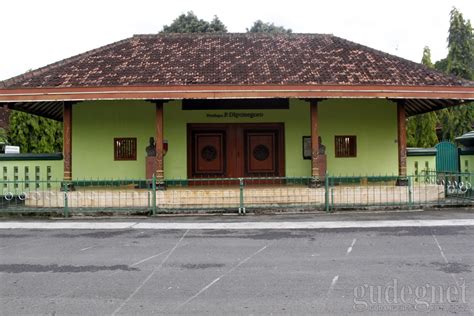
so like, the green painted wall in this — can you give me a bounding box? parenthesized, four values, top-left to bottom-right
(1, 160, 63, 181)
(164, 99, 310, 178)
(460, 154, 474, 173)
(73, 101, 155, 179)
(459, 154, 474, 185)
(407, 156, 436, 175)
(71, 99, 399, 179)
(1, 159, 63, 191)
(318, 99, 398, 175)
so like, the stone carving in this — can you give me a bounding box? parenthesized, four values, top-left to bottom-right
(318, 136, 326, 155)
(146, 137, 156, 157)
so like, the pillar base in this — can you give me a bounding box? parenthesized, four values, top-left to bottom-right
(60, 182, 75, 191)
(396, 177, 409, 186)
(156, 181, 167, 191)
(309, 177, 323, 188)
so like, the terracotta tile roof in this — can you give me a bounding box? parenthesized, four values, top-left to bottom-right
(1, 33, 472, 88)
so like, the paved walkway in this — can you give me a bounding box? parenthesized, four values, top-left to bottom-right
(1, 208, 473, 230)
(1, 218, 474, 230)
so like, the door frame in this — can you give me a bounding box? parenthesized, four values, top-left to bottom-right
(187, 123, 285, 179)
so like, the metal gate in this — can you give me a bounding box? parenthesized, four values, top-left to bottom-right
(435, 141, 459, 172)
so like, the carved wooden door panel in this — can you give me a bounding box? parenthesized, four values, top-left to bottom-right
(191, 131, 226, 177)
(244, 130, 280, 177)
(188, 124, 284, 181)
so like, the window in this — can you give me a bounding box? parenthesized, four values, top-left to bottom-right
(335, 136, 357, 157)
(114, 138, 137, 161)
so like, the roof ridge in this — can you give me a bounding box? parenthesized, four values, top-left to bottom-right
(330, 35, 473, 86)
(0, 36, 134, 88)
(133, 32, 332, 38)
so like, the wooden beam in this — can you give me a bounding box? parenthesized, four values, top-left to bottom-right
(309, 99, 320, 179)
(397, 101, 407, 181)
(154, 101, 165, 182)
(1, 84, 473, 103)
(63, 101, 73, 181)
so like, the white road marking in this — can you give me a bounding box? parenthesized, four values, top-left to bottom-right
(130, 248, 175, 267)
(111, 229, 189, 316)
(431, 234, 449, 264)
(431, 233, 460, 288)
(80, 246, 96, 251)
(346, 238, 357, 255)
(329, 275, 339, 292)
(320, 274, 341, 312)
(1, 219, 474, 230)
(108, 244, 189, 277)
(0, 222, 136, 230)
(176, 243, 270, 310)
(431, 232, 473, 313)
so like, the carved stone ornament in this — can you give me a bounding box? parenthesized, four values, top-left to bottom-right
(201, 145, 218, 161)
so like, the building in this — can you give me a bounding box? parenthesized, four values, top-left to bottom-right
(1, 33, 473, 186)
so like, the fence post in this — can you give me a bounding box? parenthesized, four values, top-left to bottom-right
(63, 182, 69, 218)
(152, 174, 157, 216)
(324, 173, 330, 213)
(407, 176, 413, 207)
(239, 178, 245, 215)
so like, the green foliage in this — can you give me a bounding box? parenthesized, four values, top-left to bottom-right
(421, 46, 433, 68)
(0, 128, 6, 154)
(434, 57, 448, 73)
(447, 8, 473, 80)
(437, 7, 474, 142)
(0, 127, 7, 144)
(7, 111, 62, 153)
(437, 105, 473, 141)
(161, 11, 227, 33)
(407, 46, 439, 148)
(246, 20, 292, 34)
(407, 112, 438, 147)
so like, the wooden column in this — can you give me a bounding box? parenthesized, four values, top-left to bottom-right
(310, 99, 320, 180)
(155, 101, 165, 183)
(63, 101, 73, 181)
(397, 101, 408, 185)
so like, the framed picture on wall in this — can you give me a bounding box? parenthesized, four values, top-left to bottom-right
(303, 136, 311, 160)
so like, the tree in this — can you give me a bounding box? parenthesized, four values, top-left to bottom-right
(407, 113, 439, 148)
(434, 57, 448, 73)
(407, 46, 439, 147)
(421, 46, 433, 68)
(0, 128, 7, 143)
(447, 8, 473, 79)
(161, 11, 227, 33)
(438, 8, 474, 141)
(247, 20, 292, 34)
(7, 111, 62, 153)
(0, 128, 6, 154)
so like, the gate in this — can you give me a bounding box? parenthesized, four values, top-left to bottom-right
(435, 141, 459, 173)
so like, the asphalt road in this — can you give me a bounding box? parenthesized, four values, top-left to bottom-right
(1, 214, 473, 315)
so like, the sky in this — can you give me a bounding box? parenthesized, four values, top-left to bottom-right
(1, 0, 472, 81)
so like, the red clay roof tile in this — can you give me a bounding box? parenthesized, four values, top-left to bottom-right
(1, 33, 472, 88)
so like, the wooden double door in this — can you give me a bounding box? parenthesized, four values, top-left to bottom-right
(188, 123, 285, 179)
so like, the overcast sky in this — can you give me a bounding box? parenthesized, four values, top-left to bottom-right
(1, 0, 472, 81)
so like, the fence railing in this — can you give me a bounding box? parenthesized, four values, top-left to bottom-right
(0, 172, 472, 216)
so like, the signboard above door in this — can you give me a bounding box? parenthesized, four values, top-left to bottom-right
(182, 98, 289, 110)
